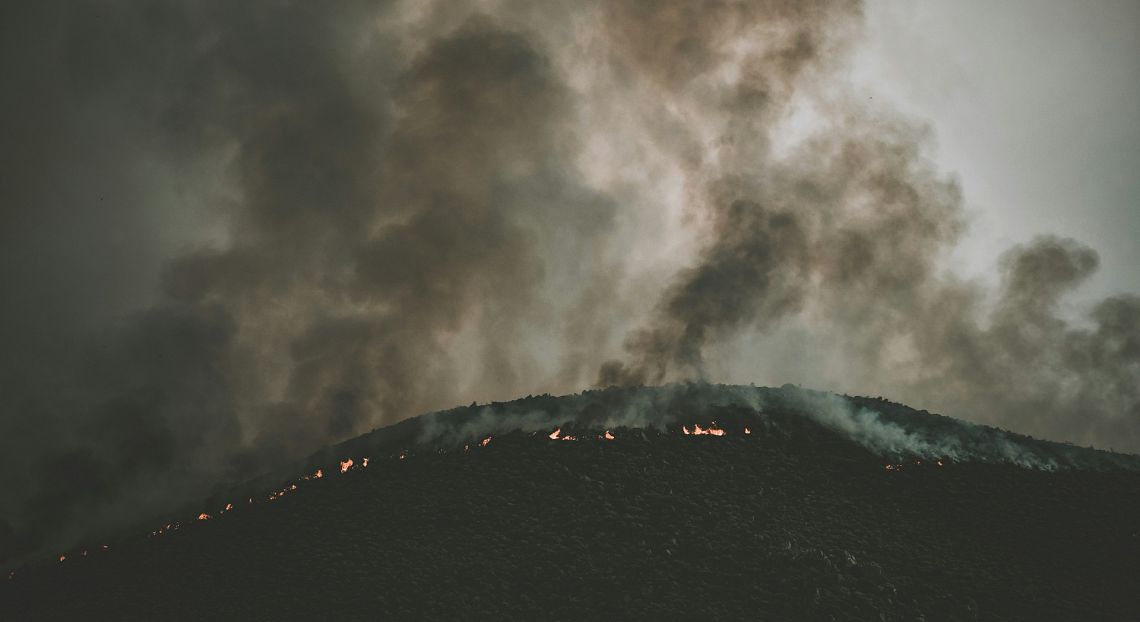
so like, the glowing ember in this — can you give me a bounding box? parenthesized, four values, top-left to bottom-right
(604, 430, 615, 440)
(314, 469, 324, 479)
(58, 555, 66, 563)
(362, 457, 369, 468)
(562, 434, 576, 441)
(290, 484, 297, 491)
(481, 436, 492, 447)
(225, 503, 234, 511)
(399, 450, 408, 460)
(198, 513, 211, 521)
(549, 427, 562, 440)
(101, 544, 109, 551)
(686, 423, 726, 436)
(936, 460, 944, 467)
(744, 427, 752, 435)
(340, 459, 354, 473)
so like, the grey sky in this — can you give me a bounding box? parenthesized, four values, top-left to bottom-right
(853, 0, 1140, 302)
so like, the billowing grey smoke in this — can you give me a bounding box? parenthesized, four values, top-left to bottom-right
(0, 0, 1136, 564)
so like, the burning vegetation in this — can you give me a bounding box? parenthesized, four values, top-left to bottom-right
(33, 419, 961, 574)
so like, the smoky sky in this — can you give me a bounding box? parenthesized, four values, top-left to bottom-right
(1, 0, 1137, 563)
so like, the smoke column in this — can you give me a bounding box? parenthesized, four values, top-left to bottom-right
(1, 0, 1136, 561)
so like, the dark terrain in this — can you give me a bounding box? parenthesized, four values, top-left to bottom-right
(3, 385, 1139, 620)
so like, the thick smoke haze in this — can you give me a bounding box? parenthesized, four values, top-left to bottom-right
(1, 1, 1136, 561)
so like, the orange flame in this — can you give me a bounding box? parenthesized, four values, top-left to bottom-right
(481, 436, 492, 447)
(549, 428, 561, 440)
(686, 423, 726, 436)
(225, 503, 233, 511)
(744, 427, 752, 435)
(198, 513, 211, 521)
(340, 459, 354, 473)
(936, 460, 944, 467)
(58, 555, 66, 563)
(362, 457, 369, 468)
(604, 430, 615, 440)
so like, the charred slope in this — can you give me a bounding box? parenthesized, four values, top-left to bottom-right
(3, 384, 1140, 621)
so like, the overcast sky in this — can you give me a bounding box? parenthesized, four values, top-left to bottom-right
(854, 0, 1140, 302)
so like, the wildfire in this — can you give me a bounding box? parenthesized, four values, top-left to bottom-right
(481, 436, 492, 447)
(744, 427, 752, 435)
(399, 450, 408, 460)
(58, 555, 65, 563)
(936, 460, 944, 468)
(548, 427, 579, 441)
(198, 513, 210, 521)
(362, 457, 369, 468)
(225, 503, 234, 511)
(604, 430, 615, 440)
(340, 459, 354, 473)
(683, 423, 726, 436)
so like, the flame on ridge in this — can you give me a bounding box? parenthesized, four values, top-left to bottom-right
(682, 423, 726, 436)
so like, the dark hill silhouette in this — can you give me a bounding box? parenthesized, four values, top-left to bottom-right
(4, 384, 1139, 620)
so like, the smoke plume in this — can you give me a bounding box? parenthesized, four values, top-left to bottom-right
(1, 0, 1136, 562)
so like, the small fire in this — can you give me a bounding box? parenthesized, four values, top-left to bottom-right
(744, 427, 752, 435)
(198, 513, 211, 521)
(399, 450, 408, 460)
(58, 555, 66, 563)
(362, 457, 369, 468)
(684, 423, 726, 436)
(604, 430, 615, 440)
(481, 436, 492, 447)
(340, 459, 354, 473)
(549, 428, 562, 440)
(225, 503, 234, 511)
(936, 460, 944, 467)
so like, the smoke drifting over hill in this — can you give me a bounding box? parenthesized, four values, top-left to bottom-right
(1, 1, 1136, 561)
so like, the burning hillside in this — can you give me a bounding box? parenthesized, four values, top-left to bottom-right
(3, 384, 1139, 620)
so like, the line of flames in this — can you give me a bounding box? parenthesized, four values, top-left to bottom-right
(32, 426, 949, 576)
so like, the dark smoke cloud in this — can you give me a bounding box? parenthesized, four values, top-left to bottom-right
(1, 0, 1137, 564)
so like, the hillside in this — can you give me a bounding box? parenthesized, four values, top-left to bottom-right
(3, 384, 1139, 620)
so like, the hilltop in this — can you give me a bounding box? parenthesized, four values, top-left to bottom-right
(3, 384, 1139, 620)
